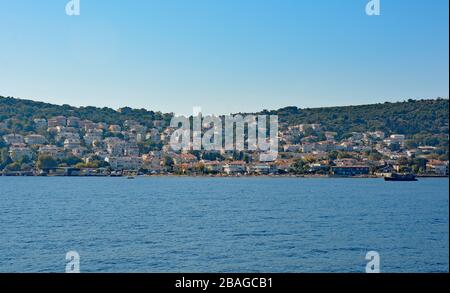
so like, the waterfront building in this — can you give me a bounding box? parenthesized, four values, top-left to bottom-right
(223, 161, 246, 175)
(203, 161, 223, 173)
(331, 166, 370, 176)
(105, 156, 143, 171)
(248, 163, 276, 175)
(426, 160, 449, 176)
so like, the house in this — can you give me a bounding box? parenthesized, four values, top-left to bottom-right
(333, 158, 359, 167)
(105, 156, 143, 170)
(124, 143, 140, 156)
(38, 145, 64, 159)
(223, 161, 246, 174)
(315, 141, 335, 152)
(331, 166, 370, 176)
(283, 144, 302, 152)
(173, 153, 198, 165)
(47, 116, 67, 127)
(33, 118, 47, 129)
(67, 117, 81, 128)
(3, 134, 24, 145)
(336, 142, 353, 151)
(368, 131, 386, 139)
(71, 147, 87, 157)
(301, 142, 315, 153)
(153, 120, 164, 128)
(173, 163, 194, 174)
(146, 128, 161, 143)
(109, 125, 122, 133)
(203, 161, 223, 173)
(56, 132, 80, 142)
(325, 132, 337, 141)
(105, 138, 126, 156)
(274, 159, 293, 174)
(384, 134, 405, 147)
(9, 146, 33, 161)
(248, 163, 276, 175)
(84, 129, 103, 145)
(426, 160, 449, 176)
(64, 138, 81, 150)
(81, 120, 96, 131)
(25, 134, 47, 145)
(142, 152, 164, 171)
(308, 163, 329, 173)
(418, 146, 437, 154)
(96, 122, 108, 130)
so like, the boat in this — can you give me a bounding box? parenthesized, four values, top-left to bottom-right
(384, 173, 417, 181)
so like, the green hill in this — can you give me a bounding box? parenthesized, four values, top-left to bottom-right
(1, 95, 448, 146)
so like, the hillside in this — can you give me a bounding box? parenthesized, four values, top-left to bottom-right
(1, 95, 449, 143)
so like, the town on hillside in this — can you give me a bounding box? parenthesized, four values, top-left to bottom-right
(0, 115, 448, 177)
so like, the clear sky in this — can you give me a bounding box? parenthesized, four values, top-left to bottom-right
(0, 0, 448, 115)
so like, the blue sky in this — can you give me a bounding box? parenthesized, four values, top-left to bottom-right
(0, 0, 448, 115)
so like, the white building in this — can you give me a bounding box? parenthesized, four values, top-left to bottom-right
(124, 143, 140, 156)
(48, 116, 67, 127)
(64, 138, 81, 150)
(84, 129, 103, 145)
(426, 160, 449, 176)
(222, 161, 246, 174)
(283, 145, 302, 152)
(56, 131, 80, 142)
(38, 145, 64, 159)
(385, 134, 405, 146)
(106, 156, 143, 170)
(301, 143, 315, 153)
(25, 134, 47, 145)
(3, 134, 24, 145)
(9, 146, 33, 161)
(33, 118, 47, 129)
(248, 163, 275, 175)
(67, 117, 81, 128)
(106, 140, 125, 156)
(146, 128, 161, 143)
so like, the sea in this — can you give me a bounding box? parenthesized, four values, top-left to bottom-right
(0, 177, 448, 272)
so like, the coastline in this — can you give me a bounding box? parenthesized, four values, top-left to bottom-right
(1, 173, 448, 179)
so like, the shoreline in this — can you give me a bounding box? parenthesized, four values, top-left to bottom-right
(1, 174, 448, 179)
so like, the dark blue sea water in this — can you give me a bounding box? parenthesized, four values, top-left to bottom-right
(0, 177, 448, 272)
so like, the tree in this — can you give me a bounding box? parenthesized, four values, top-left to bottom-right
(389, 143, 401, 152)
(163, 156, 174, 171)
(328, 151, 339, 160)
(0, 148, 12, 170)
(290, 159, 307, 174)
(5, 162, 21, 172)
(36, 155, 58, 170)
(60, 156, 82, 167)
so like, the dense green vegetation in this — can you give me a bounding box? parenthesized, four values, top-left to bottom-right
(1, 96, 448, 147)
(268, 98, 448, 137)
(0, 96, 173, 130)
